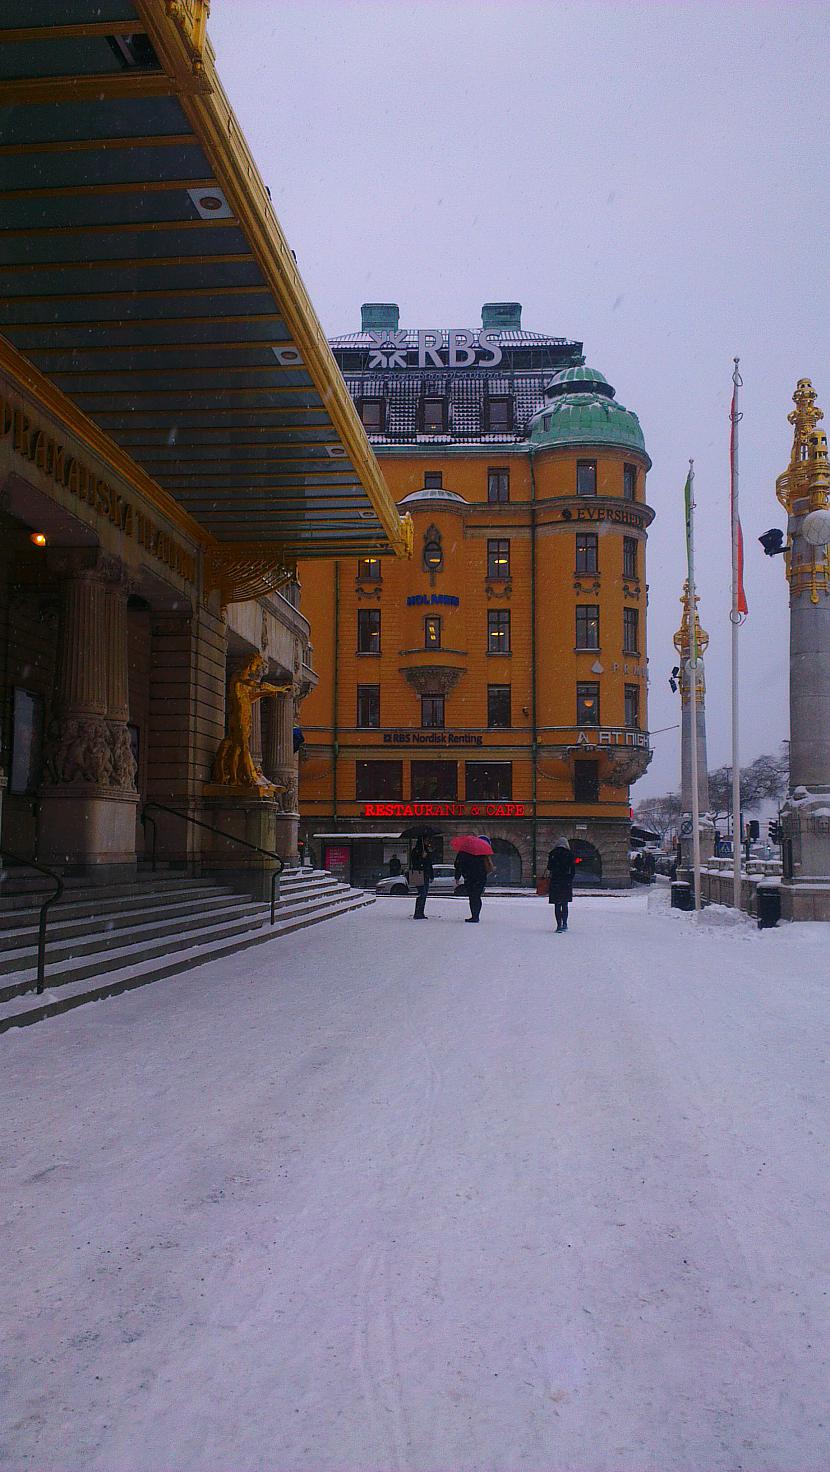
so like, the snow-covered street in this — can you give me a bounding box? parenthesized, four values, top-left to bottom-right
(2, 889, 829, 1472)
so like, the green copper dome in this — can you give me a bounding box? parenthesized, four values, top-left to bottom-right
(529, 365, 648, 459)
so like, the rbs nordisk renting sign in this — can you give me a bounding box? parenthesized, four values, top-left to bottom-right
(367, 330, 503, 370)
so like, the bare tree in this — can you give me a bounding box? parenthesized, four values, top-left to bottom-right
(634, 792, 683, 843)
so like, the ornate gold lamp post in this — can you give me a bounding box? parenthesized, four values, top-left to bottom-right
(775, 379, 830, 919)
(673, 581, 714, 874)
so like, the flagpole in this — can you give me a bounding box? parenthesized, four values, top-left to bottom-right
(730, 359, 743, 909)
(687, 459, 702, 913)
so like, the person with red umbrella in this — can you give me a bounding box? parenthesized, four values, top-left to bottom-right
(451, 835, 494, 924)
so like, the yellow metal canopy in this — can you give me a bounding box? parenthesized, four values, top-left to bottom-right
(0, 0, 412, 564)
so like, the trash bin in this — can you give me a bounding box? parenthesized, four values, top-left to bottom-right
(756, 883, 781, 929)
(671, 880, 693, 911)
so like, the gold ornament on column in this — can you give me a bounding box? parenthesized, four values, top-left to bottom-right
(673, 580, 708, 699)
(209, 653, 294, 799)
(776, 378, 830, 602)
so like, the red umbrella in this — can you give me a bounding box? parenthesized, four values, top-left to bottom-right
(450, 835, 493, 856)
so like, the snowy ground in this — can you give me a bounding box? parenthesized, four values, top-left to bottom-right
(2, 888, 829, 1472)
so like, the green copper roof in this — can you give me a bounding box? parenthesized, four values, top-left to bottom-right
(529, 366, 648, 458)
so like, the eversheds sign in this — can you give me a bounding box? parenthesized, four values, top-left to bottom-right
(367, 330, 503, 370)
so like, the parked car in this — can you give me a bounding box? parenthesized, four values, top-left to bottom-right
(375, 863, 460, 896)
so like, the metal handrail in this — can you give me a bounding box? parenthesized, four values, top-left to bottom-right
(0, 848, 64, 995)
(140, 801, 285, 924)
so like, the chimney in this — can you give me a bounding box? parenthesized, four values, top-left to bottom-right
(481, 302, 522, 330)
(361, 303, 400, 332)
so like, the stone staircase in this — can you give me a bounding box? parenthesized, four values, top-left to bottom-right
(0, 868, 373, 1033)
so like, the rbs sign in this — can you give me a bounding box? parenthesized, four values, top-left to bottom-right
(367, 329, 503, 371)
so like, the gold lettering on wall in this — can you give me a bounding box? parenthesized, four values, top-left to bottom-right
(1, 395, 196, 584)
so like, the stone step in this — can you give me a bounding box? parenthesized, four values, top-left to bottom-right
(0, 895, 270, 975)
(0, 876, 237, 918)
(0, 883, 245, 935)
(0, 892, 375, 1033)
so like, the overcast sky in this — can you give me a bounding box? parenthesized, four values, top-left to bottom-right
(208, 0, 830, 799)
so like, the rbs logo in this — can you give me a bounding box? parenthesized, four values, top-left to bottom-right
(367, 329, 503, 371)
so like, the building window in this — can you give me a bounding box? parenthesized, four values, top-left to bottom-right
(576, 682, 600, 725)
(357, 684, 380, 728)
(357, 555, 381, 581)
(421, 693, 445, 728)
(576, 459, 597, 496)
(357, 607, 381, 653)
(356, 761, 402, 800)
(360, 398, 383, 432)
(623, 463, 637, 501)
(423, 471, 443, 488)
(624, 684, 640, 728)
(9, 687, 43, 795)
(623, 537, 638, 579)
(488, 467, 509, 503)
(487, 397, 511, 433)
(487, 538, 510, 579)
(575, 604, 600, 649)
(575, 533, 598, 574)
(424, 615, 441, 649)
(487, 684, 511, 728)
(411, 760, 457, 800)
(465, 761, 513, 800)
(623, 607, 639, 654)
(422, 397, 446, 433)
(487, 608, 511, 653)
(573, 760, 599, 803)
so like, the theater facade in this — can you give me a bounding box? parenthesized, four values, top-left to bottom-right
(0, 5, 409, 889)
(298, 303, 654, 888)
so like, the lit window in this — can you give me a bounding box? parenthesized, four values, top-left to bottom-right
(357, 556, 381, 581)
(421, 694, 445, 729)
(623, 537, 638, 579)
(488, 467, 509, 503)
(576, 460, 597, 496)
(575, 533, 598, 574)
(424, 616, 441, 649)
(487, 538, 510, 579)
(576, 683, 600, 725)
(487, 608, 511, 653)
(357, 608, 381, 653)
(623, 607, 639, 654)
(623, 463, 637, 501)
(575, 605, 600, 649)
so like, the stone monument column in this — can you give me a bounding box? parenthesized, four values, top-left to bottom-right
(673, 581, 714, 870)
(776, 379, 830, 920)
(38, 552, 138, 877)
(263, 680, 299, 864)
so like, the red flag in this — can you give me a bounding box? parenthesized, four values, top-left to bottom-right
(730, 377, 748, 616)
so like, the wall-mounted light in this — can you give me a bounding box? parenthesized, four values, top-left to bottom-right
(30, 532, 47, 547)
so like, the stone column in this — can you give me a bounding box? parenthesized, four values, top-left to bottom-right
(776, 379, 830, 920)
(673, 581, 714, 870)
(38, 553, 138, 877)
(262, 682, 299, 864)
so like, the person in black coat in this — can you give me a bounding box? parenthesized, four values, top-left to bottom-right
(454, 848, 490, 923)
(546, 837, 577, 932)
(410, 836, 435, 919)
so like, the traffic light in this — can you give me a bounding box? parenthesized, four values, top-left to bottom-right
(759, 528, 786, 556)
(769, 820, 781, 844)
(747, 820, 760, 841)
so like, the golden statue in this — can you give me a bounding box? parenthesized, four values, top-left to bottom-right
(211, 652, 293, 798)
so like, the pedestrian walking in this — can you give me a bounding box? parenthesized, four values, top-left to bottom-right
(409, 835, 434, 919)
(546, 837, 576, 933)
(453, 837, 493, 923)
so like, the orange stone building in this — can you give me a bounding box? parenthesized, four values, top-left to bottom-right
(298, 304, 654, 887)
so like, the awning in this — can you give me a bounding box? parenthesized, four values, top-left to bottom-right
(0, 1, 412, 591)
